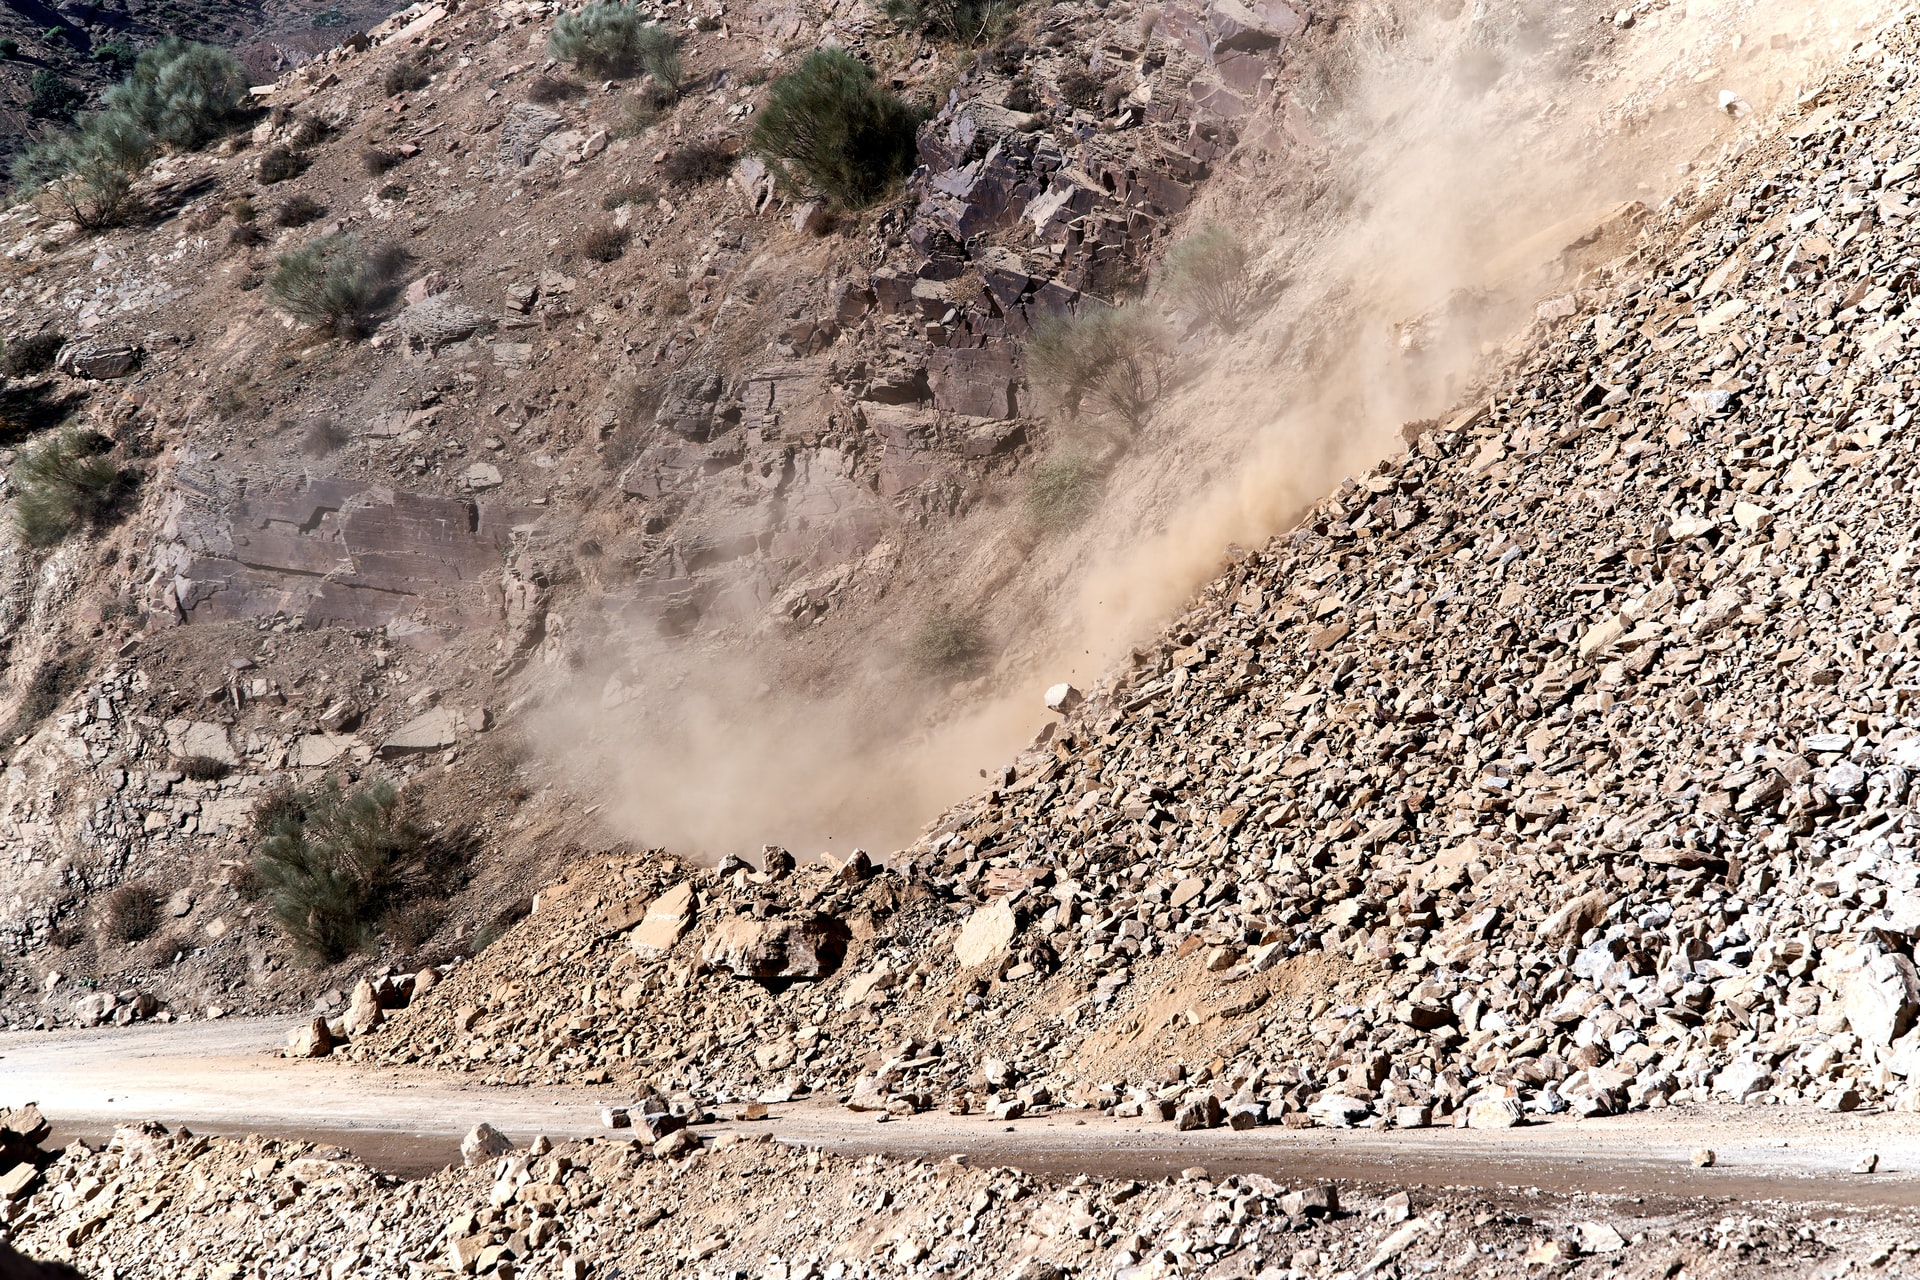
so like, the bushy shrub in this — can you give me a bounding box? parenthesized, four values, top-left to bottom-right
(361, 146, 402, 176)
(26, 71, 82, 120)
(549, 3, 679, 84)
(884, 0, 1013, 42)
(11, 110, 154, 230)
(274, 194, 326, 227)
(12, 428, 131, 546)
(0, 39, 18, 60)
(101, 882, 160, 944)
(177, 753, 230, 781)
(3, 331, 65, 378)
(384, 56, 431, 95)
(1160, 223, 1259, 332)
(579, 224, 629, 262)
(92, 39, 137, 76)
(1026, 304, 1169, 431)
(269, 234, 402, 337)
(258, 145, 304, 184)
(105, 37, 250, 152)
(1024, 453, 1102, 531)
(302, 418, 349, 456)
(911, 610, 987, 675)
(253, 777, 429, 964)
(661, 139, 731, 186)
(526, 73, 581, 104)
(615, 82, 675, 136)
(750, 49, 921, 209)
(3, 655, 84, 745)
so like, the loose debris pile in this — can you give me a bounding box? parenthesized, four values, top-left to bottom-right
(360, 12, 1920, 1135)
(3, 1119, 1895, 1280)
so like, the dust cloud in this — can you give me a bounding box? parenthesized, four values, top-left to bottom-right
(535, 0, 1886, 862)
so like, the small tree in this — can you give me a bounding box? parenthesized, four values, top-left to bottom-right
(12, 111, 154, 230)
(11, 428, 132, 546)
(105, 37, 250, 152)
(750, 49, 921, 209)
(1160, 223, 1259, 332)
(254, 777, 428, 965)
(1026, 304, 1170, 432)
(549, 2, 679, 85)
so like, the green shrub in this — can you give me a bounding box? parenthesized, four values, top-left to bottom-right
(1160, 223, 1259, 332)
(750, 49, 921, 210)
(101, 882, 160, 944)
(253, 777, 430, 964)
(1024, 453, 1102, 531)
(12, 109, 153, 230)
(549, 3, 679, 84)
(884, 0, 1014, 42)
(3, 332, 65, 378)
(12, 428, 131, 546)
(0, 39, 18, 60)
(92, 39, 137, 76)
(1026, 304, 1169, 431)
(26, 71, 83, 120)
(104, 37, 250, 152)
(911, 610, 987, 675)
(269, 234, 397, 337)
(274, 194, 326, 227)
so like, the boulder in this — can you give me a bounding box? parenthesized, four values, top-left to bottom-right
(287, 1018, 334, 1058)
(627, 882, 696, 958)
(954, 899, 1018, 969)
(378, 707, 460, 758)
(56, 341, 141, 380)
(460, 1123, 514, 1167)
(340, 980, 385, 1036)
(700, 914, 851, 980)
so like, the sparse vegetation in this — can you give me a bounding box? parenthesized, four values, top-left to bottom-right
(106, 38, 250, 151)
(1056, 65, 1109, 112)
(615, 82, 676, 136)
(601, 181, 657, 210)
(549, 2, 680, 84)
(749, 49, 922, 209)
(471, 896, 533, 954)
(1026, 304, 1169, 431)
(911, 610, 987, 675)
(579, 224, 630, 262)
(302, 418, 350, 457)
(274, 194, 327, 227)
(1024, 453, 1103, 531)
(268, 234, 404, 337)
(384, 900, 446, 952)
(253, 777, 431, 964)
(662, 140, 732, 186)
(101, 882, 160, 944)
(177, 754, 231, 781)
(3, 332, 66, 379)
(361, 147, 403, 177)
(1160, 223, 1259, 332)
(12, 428, 132, 547)
(884, 0, 1015, 43)
(3, 655, 85, 745)
(384, 57, 431, 95)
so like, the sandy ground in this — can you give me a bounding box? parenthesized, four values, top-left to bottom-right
(7, 1019, 1920, 1208)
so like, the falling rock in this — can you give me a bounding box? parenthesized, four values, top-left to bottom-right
(600, 1107, 630, 1129)
(286, 1018, 334, 1058)
(340, 980, 385, 1036)
(1173, 1095, 1223, 1130)
(460, 1123, 513, 1167)
(1279, 1185, 1338, 1219)
(1731, 500, 1772, 532)
(378, 707, 460, 758)
(845, 1076, 890, 1112)
(627, 882, 696, 957)
(0, 1163, 39, 1201)
(699, 914, 850, 980)
(1537, 889, 1611, 944)
(1045, 683, 1083, 713)
(1692, 1149, 1717, 1168)
(1853, 1152, 1880, 1174)
(953, 899, 1017, 969)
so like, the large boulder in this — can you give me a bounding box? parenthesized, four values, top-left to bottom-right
(460, 1123, 514, 1168)
(954, 900, 1017, 969)
(700, 914, 850, 980)
(628, 882, 696, 958)
(1819, 945, 1920, 1048)
(379, 707, 460, 758)
(56, 341, 141, 380)
(286, 1017, 334, 1058)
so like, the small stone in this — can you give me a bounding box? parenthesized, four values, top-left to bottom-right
(1692, 1148, 1717, 1168)
(1854, 1152, 1880, 1174)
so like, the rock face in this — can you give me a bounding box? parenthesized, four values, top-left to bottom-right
(699, 914, 850, 980)
(153, 456, 541, 635)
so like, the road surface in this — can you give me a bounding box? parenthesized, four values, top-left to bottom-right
(7, 1017, 1919, 1207)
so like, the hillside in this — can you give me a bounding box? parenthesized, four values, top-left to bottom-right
(353, 0, 1920, 1140)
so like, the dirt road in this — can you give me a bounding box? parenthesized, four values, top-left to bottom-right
(8, 1018, 1920, 1207)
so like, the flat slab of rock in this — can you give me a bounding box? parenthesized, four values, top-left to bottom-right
(628, 882, 696, 958)
(954, 900, 1017, 968)
(700, 914, 850, 980)
(379, 707, 459, 758)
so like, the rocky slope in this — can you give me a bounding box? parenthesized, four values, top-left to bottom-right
(5, 1115, 1906, 1280)
(349, 0, 1920, 1142)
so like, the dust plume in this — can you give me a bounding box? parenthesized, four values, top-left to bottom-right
(535, 0, 1886, 861)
